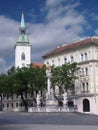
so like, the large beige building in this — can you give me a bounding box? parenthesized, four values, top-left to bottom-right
(43, 37, 98, 114)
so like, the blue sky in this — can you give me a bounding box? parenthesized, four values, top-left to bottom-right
(0, 0, 98, 73)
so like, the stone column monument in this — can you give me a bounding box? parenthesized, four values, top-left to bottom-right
(46, 65, 58, 112)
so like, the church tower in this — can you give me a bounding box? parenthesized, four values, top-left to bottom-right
(15, 12, 31, 68)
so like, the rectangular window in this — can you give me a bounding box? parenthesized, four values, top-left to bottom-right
(85, 68, 88, 75)
(82, 83, 85, 92)
(86, 82, 89, 92)
(81, 54, 83, 61)
(16, 103, 18, 107)
(64, 57, 67, 64)
(81, 68, 84, 76)
(82, 82, 89, 93)
(7, 103, 9, 108)
(11, 103, 13, 108)
(71, 56, 74, 63)
(85, 53, 88, 60)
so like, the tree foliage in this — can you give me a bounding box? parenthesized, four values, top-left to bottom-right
(0, 65, 47, 110)
(51, 62, 79, 94)
(0, 62, 79, 110)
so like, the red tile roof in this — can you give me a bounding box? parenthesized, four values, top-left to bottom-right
(43, 37, 98, 58)
(32, 63, 44, 68)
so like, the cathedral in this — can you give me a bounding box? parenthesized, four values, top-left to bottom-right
(2, 12, 33, 111)
(15, 12, 31, 68)
(1, 12, 98, 115)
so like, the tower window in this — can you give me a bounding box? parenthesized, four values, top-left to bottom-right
(21, 52, 25, 60)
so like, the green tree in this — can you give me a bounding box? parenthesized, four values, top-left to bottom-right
(27, 65, 47, 106)
(0, 74, 9, 110)
(51, 62, 79, 95)
(0, 65, 47, 111)
(0, 74, 10, 94)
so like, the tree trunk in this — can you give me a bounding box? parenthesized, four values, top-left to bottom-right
(20, 93, 28, 111)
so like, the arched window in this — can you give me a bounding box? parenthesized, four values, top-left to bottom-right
(83, 99, 90, 112)
(21, 52, 25, 60)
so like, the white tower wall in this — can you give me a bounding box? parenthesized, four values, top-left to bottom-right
(15, 45, 31, 68)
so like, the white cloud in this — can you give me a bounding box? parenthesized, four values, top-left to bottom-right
(90, 13, 98, 21)
(0, 16, 19, 73)
(0, 16, 18, 49)
(95, 29, 98, 35)
(28, 0, 87, 61)
(0, 0, 88, 73)
(46, 0, 64, 8)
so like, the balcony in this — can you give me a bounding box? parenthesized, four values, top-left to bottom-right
(81, 90, 90, 94)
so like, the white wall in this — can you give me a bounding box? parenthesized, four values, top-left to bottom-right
(15, 45, 31, 68)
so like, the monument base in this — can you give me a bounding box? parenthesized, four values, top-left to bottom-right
(46, 97, 58, 112)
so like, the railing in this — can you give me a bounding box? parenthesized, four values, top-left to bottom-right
(28, 106, 77, 113)
(81, 90, 89, 94)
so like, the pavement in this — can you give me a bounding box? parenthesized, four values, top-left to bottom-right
(0, 112, 98, 130)
(0, 124, 98, 130)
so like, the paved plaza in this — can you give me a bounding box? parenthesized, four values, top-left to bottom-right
(0, 112, 98, 130)
(1, 124, 98, 130)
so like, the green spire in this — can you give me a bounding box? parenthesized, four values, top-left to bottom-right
(17, 12, 30, 45)
(20, 11, 25, 29)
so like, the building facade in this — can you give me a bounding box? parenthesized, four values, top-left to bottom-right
(43, 37, 98, 114)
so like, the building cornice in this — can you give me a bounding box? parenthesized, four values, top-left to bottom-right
(43, 37, 98, 59)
